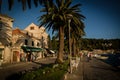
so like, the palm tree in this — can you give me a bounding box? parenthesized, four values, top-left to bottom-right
(48, 35, 51, 49)
(64, 21, 85, 56)
(51, 36, 58, 50)
(0, 0, 47, 12)
(72, 22, 85, 56)
(39, 0, 85, 63)
(0, 21, 12, 46)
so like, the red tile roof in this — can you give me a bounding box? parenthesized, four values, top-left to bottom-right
(12, 28, 23, 35)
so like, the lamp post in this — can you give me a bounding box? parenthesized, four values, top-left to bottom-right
(41, 36, 44, 58)
(67, 14, 73, 73)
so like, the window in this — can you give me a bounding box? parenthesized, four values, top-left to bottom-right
(26, 32, 28, 35)
(32, 41, 34, 46)
(0, 49, 3, 59)
(25, 39, 28, 45)
(30, 26, 34, 30)
(37, 42, 39, 46)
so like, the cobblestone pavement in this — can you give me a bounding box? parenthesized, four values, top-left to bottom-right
(0, 57, 56, 80)
(65, 57, 120, 80)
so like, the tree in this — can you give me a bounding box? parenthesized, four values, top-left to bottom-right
(0, 21, 12, 46)
(48, 35, 52, 49)
(70, 20, 85, 56)
(0, 0, 47, 12)
(39, 0, 85, 63)
(64, 21, 85, 56)
(51, 36, 58, 50)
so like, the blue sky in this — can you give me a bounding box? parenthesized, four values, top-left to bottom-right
(78, 0, 120, 39)
(1, 0, 120, 39)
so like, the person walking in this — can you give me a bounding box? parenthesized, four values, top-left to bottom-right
(79, 52, 83, 61)
(87, 52, 92, 62)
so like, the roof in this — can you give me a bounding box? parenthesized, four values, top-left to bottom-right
(12, 28, 23, 35)
(0, 14, 14, 21)
(24, 23, 46, 31)
(24, 23, 38, 30)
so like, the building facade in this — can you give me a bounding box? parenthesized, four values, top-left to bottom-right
(0, 14, 48, 63)
(12, 23, 48, 62)
(0, 14, 14, 63)
(24, 23, 48, 48)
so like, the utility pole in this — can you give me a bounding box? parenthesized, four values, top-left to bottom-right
(67, 14, 73, 73)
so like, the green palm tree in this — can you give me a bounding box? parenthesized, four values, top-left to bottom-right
(72, 22, 85, 56)
(64, 21, 85, 56)
(39, 0, 85, 63)
(0, 0, 46, 12)
(0, 21, 12, 46)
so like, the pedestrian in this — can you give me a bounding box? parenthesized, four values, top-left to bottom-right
(79, 52, 83, 61)
(87, 52, 91, 62)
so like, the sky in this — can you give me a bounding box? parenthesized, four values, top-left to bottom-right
(1, 0, 120, 39)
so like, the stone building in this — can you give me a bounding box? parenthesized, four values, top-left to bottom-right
(12, 28, 28, 62)
(0, 14, 48, 63)
(12, 23, 48, 62)
(23, 23, 48, 60)
(24, 23, 48, 48)
(0, 14, 14, 63)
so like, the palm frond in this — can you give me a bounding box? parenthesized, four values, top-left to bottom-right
(0, 0, 2, 13)
(8, 0, 14, 11)
(34, 0, 38, 7)
(64, 0, 71, 8)
(39, 0, 85, 44)
(0, 21, 12, 46)
(21, 0, 27, 11)
(27, 0, 31, 9)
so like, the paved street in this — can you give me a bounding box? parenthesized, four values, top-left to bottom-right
(1, 56, 120, 80)
(0, 57, 56, 80)
(65, 57, 120, 80)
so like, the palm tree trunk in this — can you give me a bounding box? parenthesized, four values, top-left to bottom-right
(73, 38, 76, 56)
(70, 38, 73, 56)
(56, 26, 64, 63)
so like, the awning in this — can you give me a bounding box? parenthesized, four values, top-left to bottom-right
(21, 46, 42, 52)
(45, 48, 55, 54)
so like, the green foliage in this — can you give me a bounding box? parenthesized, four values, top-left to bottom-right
(20, 61, 69, 80)
(39, 0, 85, 62)
(0, 53, 2, 59)
(51, 36, 58, 50)
(20, 72, 35, 80)
(0, 21, 12, 46)
(48, 35, 52, 49)
(0, 0, 43, 11)
(80, 38, 120, 50)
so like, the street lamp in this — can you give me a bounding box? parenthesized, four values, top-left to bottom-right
(67, 14, 73, 73)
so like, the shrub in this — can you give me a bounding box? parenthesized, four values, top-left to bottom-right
(20, 60, 69, 80)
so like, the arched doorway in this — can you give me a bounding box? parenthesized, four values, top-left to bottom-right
(13, 51, 19, 62)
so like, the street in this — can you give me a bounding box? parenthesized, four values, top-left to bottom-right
(65, 56, 120, 80)
(83, 57, 120, 80)
(0, 57, 56, 80)
(0, 56, 120, 80)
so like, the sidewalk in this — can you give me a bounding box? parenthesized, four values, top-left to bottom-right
(0, 62, 29, 69)
(0, 57, 55, 69)
(65, 56, 120, 80)
(65, 59, 84, 80)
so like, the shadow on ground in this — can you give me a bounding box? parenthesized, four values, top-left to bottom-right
(5, 62, 54, 80)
